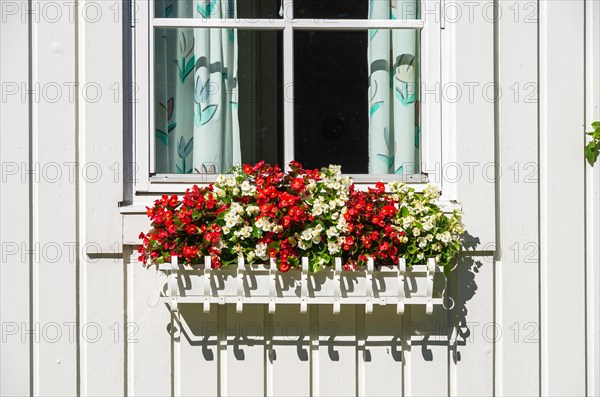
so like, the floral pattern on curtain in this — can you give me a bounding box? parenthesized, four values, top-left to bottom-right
(368, 0, 419, 174)
(155, 0, 241, 174)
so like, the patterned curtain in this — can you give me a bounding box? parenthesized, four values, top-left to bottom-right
(368, 0, 419, 174)
(155, 0, 240, 174)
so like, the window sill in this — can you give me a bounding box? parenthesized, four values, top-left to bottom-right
(144, 172, 430, 193)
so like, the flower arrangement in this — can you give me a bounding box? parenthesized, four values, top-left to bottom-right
(138, 161, 464, 273)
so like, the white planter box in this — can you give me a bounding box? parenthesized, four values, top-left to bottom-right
(157, 256, 445, 315)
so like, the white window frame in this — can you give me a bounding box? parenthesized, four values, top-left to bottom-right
(132, 0, 444, 194)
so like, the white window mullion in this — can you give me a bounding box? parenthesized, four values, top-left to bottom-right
(290, 19, 424, 30)
(153, 18, 286, 30)
(283, 0, 295, 167)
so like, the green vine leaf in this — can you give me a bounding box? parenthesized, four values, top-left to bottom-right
(585, 121, 600, 166)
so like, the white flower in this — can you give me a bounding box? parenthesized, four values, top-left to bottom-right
(214, 187, 225, 197)
(230, 202, 244, 215)
(255, 243, 268, 260)
(328, 165, 342, 175)
(226, 176, 236, 187)
(412, 227, 421, 237)
(241, 180, 256, 196)
(423, 218, 434, 231)
(328, 241, 341, 254)
(298, 240, 312, 250)
(417, 253, 425, 261)
(246, 205, 259, 215)
(423, 184, 441, 200)
(272, 225, 283, 234)
(439, 231, 451, 243)
(300, 229, 313, 241)
(337, 217, 348, 233)
(239, 226, 252, 239)
(222, 226, 230, 235)
(326, 227, 339, 238)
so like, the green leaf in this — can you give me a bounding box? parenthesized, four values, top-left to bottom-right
(451, 240, 460, 251)
(585, 141, 599, 166)
(592, 121, 600, 130)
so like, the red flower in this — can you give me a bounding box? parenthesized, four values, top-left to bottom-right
(186, 224, 197, 234)
(279, 261, 290, 272)
(291, 178, 305, 192)
(282, 216, 292, 228)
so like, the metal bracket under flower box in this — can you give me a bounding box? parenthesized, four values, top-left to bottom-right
(158, 256, 444, 315)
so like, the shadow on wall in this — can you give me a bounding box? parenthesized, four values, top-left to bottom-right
(161, 231, 486, 367)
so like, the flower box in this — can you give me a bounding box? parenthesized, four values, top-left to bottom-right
(157, 255, 445, 315)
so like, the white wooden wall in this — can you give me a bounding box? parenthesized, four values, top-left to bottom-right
(1, 0, 599, 395)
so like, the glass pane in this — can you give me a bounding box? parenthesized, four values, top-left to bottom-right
(294, 29, 420, 175)
(154, 28, 283, 174)
(294, 0, 419, 20)
(154, 0, 282, 19)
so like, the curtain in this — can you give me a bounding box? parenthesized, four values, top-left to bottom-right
(155, 0, 241, 174)
(368, 0, 419, 174)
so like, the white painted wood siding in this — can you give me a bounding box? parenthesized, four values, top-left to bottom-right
(1, 0, 599, 395)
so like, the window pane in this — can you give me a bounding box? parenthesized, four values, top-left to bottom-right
(294, 0, 419, 20)
(154, 0, 282, 19)
(294, 29, 420, 174)
(154, 28, 283, 174)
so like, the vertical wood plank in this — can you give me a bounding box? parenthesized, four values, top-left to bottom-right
(449, 256, 494, 396)
(539, 0, 586, 394)
(82, 258, 124, 396)
(32, 1, 78, 394)
(361, 306, 404, 396)
(404, 305, 448, 397)
(586, 0, 600, 395)
(130, 260, 171, 396)
(77, 1, 125, 392)
(495, 1, 540, 394)
(0, 3, 31, 395)
(225, 304, 265, 396)
(177, 305, 219, 396)
(449, 0, 496, 246)
(270, 306, 311, 397)
(316, 304, 356, 397)
(79, 0, 123, 251)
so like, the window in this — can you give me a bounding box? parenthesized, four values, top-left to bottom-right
(133, 0, 442, 192)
